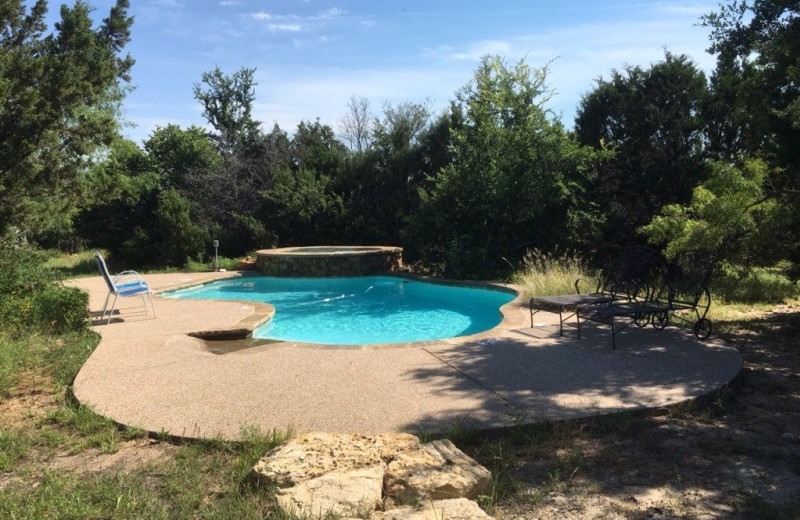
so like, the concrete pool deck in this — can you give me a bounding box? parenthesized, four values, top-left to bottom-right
(70, 272, 742, 440)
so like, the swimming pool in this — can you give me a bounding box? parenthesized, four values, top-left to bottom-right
(164, 276, 516, 345)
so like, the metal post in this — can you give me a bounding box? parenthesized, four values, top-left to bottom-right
(213, 240, 219, 272)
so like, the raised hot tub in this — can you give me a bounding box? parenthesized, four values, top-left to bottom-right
(255, 246, 403, 277)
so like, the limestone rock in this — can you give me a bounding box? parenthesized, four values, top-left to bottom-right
(277, 465, 384, 518)
(250, 431, 419, 488)
(384, 439, 492, 504)
(375, 498, 495, 520)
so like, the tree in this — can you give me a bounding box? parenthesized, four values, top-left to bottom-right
(193, 66, 260, 155)
(336, 101, 448, 245)
(338, 95, 372, 153)
(290, 119, 347, 175)
(372, 101, 431, 153)
(75, 139, 160, 266)
(702, 1, 800, 264)
(182, 124, 291, 255)
(143, 124, 220, 190)
(0, 0, 134, 237)
(703, 0, 800, 172)
(262, 167, 343, 245)
(258, 120, 346, 245)
(642, 159, 772, 260)
(575, 52, 710, 247)
(155, 188, 209, 266)
(407, 56, 601, 278)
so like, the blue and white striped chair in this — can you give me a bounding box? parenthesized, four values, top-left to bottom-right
(95, 252, 156, 324)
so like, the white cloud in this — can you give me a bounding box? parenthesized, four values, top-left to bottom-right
(416, 6, 716, 124)
(153, 0, 184, 7)
(448, 40, 514, 61)
(317, 7, 347, 19)
(654, 2, 712, 16)
(270, 24, 302, 32)
(249, 7, 352, 32)
(219, 0, 243, 6)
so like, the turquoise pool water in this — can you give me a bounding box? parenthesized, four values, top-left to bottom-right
(165, 276, 515, 345)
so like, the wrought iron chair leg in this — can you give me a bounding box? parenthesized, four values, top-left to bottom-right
(611, 318, 616, 349)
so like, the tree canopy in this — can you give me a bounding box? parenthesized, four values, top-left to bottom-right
(0, 0, 133, 237)
(407, 56, 601, 278)
(575, 52, 710, 246)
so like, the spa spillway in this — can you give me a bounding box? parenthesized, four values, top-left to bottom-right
(255, 246, 403, 277)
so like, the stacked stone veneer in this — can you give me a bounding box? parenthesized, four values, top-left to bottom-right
(255, 246, 403, 277)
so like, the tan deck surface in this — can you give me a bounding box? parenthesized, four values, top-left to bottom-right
(70, 272, 742, 440)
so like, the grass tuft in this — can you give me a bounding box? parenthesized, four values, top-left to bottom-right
(511, 249, 599, 299)
(185, 256, 244, 272)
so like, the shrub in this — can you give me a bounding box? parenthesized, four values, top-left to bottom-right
(32, 285, 89, 333)
(0, 243, 88, 334)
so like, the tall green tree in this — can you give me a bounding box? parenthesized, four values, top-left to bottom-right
(642, 159, 772, 260)
(703, 0, 800, 170)
(407, 56, 600, 278)
(0, 0, 133, 237)
(193, 66, 260, 155)
(702, 1, 800, 264)
(143, 124, 220, 190)
(336, 102, 454, 245)
(75, 139, 160, 266)
(260, 120, 345, 245)
(575, 52, 709, 247)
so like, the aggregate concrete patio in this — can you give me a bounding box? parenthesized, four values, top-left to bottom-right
(70, 272, 742, 440)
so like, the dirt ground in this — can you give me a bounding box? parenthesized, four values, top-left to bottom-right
(1, 307, 798, 519)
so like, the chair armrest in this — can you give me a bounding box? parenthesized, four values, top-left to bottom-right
(574, 278, 602, 294)
(113, 272, 147, 287)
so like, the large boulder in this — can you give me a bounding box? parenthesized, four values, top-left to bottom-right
(249, 432, 493, 519)
(384, 439, 492, 504)
(376, 498, 495, 520)
(249, 432, 419, 488)
(277, 465, 384, 518)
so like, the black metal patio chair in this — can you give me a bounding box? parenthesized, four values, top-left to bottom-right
(649, 252, 716, 340)
(578, 251, 716, 348)
(529, 246, 660, 337)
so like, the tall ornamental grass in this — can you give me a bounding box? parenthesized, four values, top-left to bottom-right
(511, 249, 599, 299)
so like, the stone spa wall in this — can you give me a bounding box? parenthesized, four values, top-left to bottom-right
(255, 246, 403, 277)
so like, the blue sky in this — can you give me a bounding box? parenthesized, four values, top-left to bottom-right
(46, 1, 719, 144)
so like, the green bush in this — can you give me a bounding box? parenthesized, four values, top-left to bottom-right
(184, 256, 241, 272)
(32, 285, 89, 333)
(0, 244, 89, 334)
(711, 263, 799, 304)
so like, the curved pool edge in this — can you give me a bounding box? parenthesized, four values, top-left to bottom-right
(69, 271, 743, 441)
(164, 272, 526, 348)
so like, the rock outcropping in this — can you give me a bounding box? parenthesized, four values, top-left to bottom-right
(249, 432, 494, 519)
